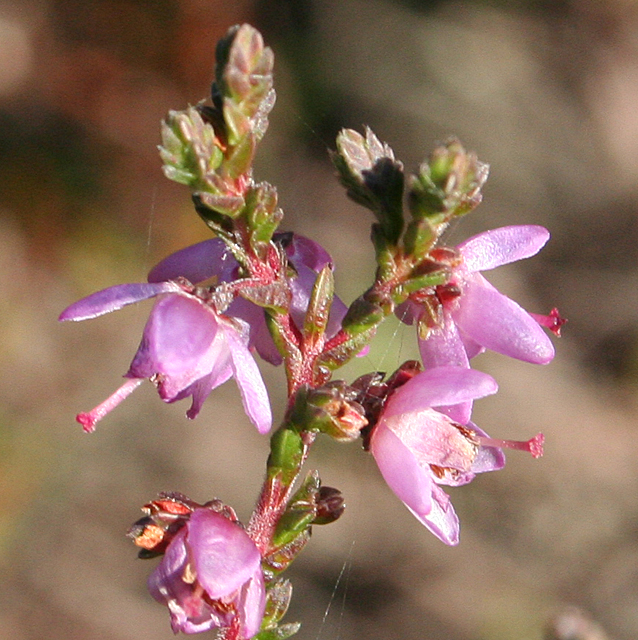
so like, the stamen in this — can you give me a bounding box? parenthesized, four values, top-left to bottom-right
(530, 307, 567, 337)
(477, 432, 544, 459)
(76, 378, 143, 433)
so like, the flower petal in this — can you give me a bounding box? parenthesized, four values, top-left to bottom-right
(127, 295, 223, 398)
(370, 422, 433, 517)
(382, 366, 498, 420)
(413, 483, 459, 545)
(469, 422, 506, 474)
(238, 568, 266, 639)
(148, 238, 238, 284)
(418, 313, 469, 370)
(453, 274, 555, 364)
(384, 408, 479, 472)
(222, 321, 273, 434)
(59, 282, 181, 321)
(458, 225, 549, 272)
(283, 233, 333, 272)
(188, 510, 261, 600)
(229, 297, 283, 365)
(148, 530, 222, 634)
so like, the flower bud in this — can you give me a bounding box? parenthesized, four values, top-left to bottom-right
(332, 126, 405, 244)
(314, 486, 345, 525)
(408, 138, 488, 224)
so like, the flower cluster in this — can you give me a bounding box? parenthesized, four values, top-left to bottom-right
(60, 24, 562, 640)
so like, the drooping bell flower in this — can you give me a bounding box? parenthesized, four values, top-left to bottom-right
(59, 281, 272, 434)
(369, 366, 543, 545)
(147, 507, 265, 637)
(399, 225, 557, 371)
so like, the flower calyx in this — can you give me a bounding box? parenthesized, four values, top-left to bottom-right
(352, 360, 423, 449)
(268, 471, 345, 574)
(288, 382, 368, 443)
(128, 492, 238, 559)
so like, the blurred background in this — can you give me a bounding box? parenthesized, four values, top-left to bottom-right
(1, 0, 637, 638)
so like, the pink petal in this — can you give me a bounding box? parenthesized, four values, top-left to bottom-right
(453, 274, 555, 364)
(384, 408, 479, 472)
(148, 238, 238, 284)
(370, 422, 433, 517)
(238, 569, 266, 639)
(229, 297, 283, 365)
(469, 423, 506, 474)
(127, 295, 223, 398)
(283, 233, 333, 272)
(222, 322, 273, 434)
(59, 282, 181, 321)
(188, 510, 261, 600)
(417, 315, 474, 423)
(382, 366, 498, 419)
(458, 225, 549, 272)
(418, 313, 469, 370)
(414, 483, 459, 545)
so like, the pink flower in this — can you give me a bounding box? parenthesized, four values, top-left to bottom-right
(59, 281, 272, 434)
(369, 366, 542, 544)
(148, 508, 265, 637)
(148, 234, 347, 365)
(401, 226, 556, 370)
(59, 233, 342, 433)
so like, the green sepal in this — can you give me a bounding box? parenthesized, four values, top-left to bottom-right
(263, 530, 311, 578)
(240, 282, 290, 314)
(400, 267, 449, 296)
(303, 266, 334, 345)
(261, 579, 294, 630)
(225, 128, 256, 179)
(341, 297, 385, 334)
(192, 195, 235, 237)
(272, 472, 320, 549)
(195, 190, 245, 218)
(333, 127, 405, 245)
(268, 428, 305, 482)
(255, 623, 302, 640)
(316, 326, 377, 371)
(403, 218, 437, 259)
(264, 311, 301, 365)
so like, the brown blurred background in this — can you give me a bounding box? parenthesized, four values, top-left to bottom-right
(1, 1, 638, 639)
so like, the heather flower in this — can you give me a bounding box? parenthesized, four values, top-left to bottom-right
(148, 233, 347, 365)
(400, 225, 556, 370)
(148, 508, 265, 637)
(369, 366, 542, 544)
(59, 281, 272, 434)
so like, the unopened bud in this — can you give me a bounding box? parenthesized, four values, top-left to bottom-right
(314, 486, 345, 525)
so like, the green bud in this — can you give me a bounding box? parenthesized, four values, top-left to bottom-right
(288, 383, 367, 442)
(408, 138, 488, 225)
(215, 24, 275, 146)
(244, 182, 282, 245)
(159, 107, 224, 190)
(333, 127, 405, 245)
